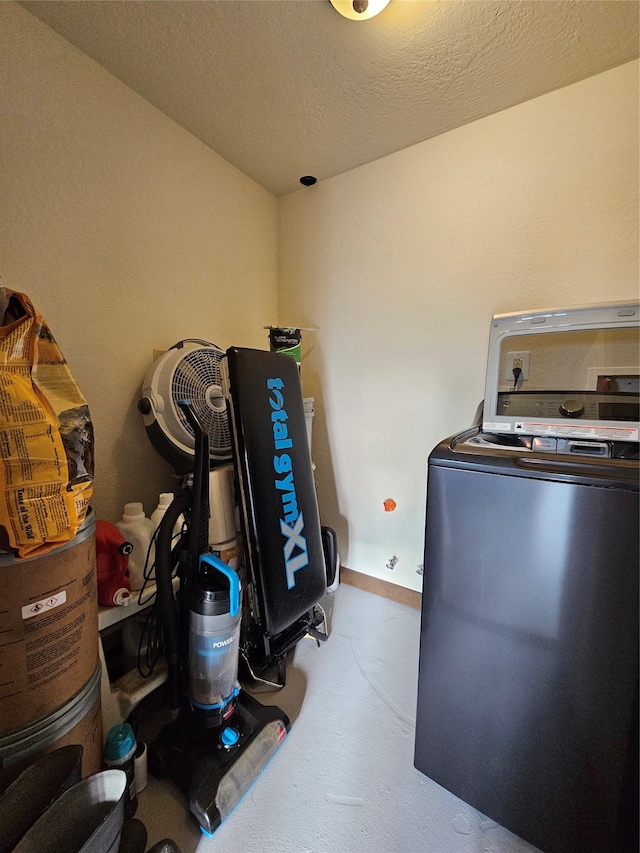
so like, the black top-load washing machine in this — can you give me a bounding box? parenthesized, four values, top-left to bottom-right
(414, 302, 639, 853)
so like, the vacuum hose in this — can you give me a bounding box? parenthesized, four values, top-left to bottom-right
(155, 492, 190, 714)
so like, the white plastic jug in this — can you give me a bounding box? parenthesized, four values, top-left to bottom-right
(115, 503, 155, 591)
(150, 493, 184, 543)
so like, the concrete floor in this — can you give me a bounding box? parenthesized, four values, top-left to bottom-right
(136, 583, 541, 853)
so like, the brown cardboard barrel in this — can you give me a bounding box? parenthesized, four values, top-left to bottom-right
(0, 510, 98, 736)
(0, 665, 102, 792)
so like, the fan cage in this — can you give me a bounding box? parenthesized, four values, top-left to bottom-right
(171, 347, 232, 459)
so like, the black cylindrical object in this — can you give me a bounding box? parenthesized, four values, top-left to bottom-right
(155, 493, 190, 713)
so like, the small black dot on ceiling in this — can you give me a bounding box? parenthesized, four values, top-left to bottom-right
(300, 175, 317, 187)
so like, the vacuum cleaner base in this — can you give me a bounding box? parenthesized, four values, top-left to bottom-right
(149, 691, 290, 836)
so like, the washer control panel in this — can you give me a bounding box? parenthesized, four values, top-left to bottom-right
(496, 391, 638, 422)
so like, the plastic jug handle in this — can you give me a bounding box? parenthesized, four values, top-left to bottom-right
(199, 553, 241, 617)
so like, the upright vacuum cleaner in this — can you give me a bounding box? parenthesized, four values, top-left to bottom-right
(149, 401, 290, 837)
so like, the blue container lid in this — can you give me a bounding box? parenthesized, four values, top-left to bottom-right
(104, 723, 136, 761)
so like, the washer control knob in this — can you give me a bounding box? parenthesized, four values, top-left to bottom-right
(220, 726, 240, 748)
(559, 399, 584, 418)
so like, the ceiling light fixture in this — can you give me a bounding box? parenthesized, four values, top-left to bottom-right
(329, 0, 391, 22)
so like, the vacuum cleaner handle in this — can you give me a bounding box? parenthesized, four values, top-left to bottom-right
(176, 399, 211, 688)
(176, 400, 210, 561)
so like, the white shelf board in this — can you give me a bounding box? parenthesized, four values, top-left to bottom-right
(98, 576, 179, 632)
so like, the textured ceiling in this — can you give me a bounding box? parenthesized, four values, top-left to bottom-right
(20, 0, 640, 197)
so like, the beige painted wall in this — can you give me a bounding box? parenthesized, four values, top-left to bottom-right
(278, 60, 639, 591)
(0, 3, 278, 525)
(2, 3, 637, 591)
(496, 328, 638, 393)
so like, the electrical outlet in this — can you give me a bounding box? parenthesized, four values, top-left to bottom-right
(504, 351, 530, 382)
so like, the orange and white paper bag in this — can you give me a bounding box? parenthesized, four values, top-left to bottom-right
(0, 288, 93, 556)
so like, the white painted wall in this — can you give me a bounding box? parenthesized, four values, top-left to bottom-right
(278, 61, 639, 591)
(0, 3, 278, 525)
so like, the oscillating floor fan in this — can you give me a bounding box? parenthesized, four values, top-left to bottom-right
(138, 339, 232, 475)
